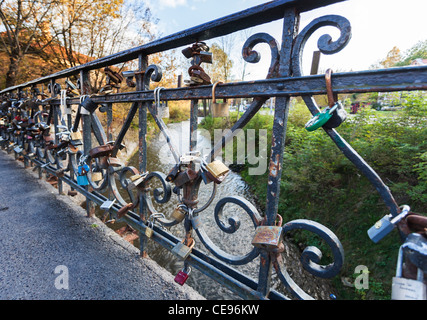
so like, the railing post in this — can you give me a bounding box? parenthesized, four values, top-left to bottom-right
(137, 54, 149, 257)
(50, 79, 64, 195)
(257, 7, 299, 298)
(80, 70, 95, 217)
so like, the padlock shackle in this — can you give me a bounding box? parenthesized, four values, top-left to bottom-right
(325, 69, 338, 108)
(212, 81, 223, 104)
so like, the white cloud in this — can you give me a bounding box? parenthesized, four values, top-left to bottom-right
(158, 0, 187, 8)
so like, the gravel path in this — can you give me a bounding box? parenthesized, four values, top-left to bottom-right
(0, 151, 205, 300)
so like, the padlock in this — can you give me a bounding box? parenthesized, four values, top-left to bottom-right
(174, 266, 192, 286)
(324, 102, 347, 129)
(127, 173, 146, 190)
(305, 103, 340, 132)
(402, 233, 427, 274)
(78, 163, 90, 175)
(91, 171, 103, 182)
(171, 205, 186, 223)
(211, 81, 229, 117)
(117, 203, 133, 219)
(70, 131, 82, 141)
(173, 168, 198, 187)
(391, 245, 426, 300)
(252, 215, 283, 250)
(89, 144, 114, 158)
(368, 205, 410, 243)
(198, 51, 213, 64)
(80, 97, 98, 114)
(145, 225, 154, 238)
(76, 175, 89, 186)
(100, 199, 116, 210)
(166, 164, 180, 182)
(205, 160, 229, 179)
(171, 238, 195, 260)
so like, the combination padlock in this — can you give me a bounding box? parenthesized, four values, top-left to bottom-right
(171, 238, 195, 260)
(251, 215, 283, 250)
(391, 244, 426, 300)
(368, 205, 410, 243)
(174, 266, 192, 286)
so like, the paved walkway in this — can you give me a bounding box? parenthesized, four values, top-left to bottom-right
(0, 151, 204, 300)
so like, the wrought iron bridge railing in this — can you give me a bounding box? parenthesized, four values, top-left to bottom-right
(0, 0, 426, 300)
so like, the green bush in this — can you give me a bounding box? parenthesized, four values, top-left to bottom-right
(199, 93, 427, 300)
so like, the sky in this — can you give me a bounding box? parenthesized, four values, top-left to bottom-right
(144, 0, 426, 80)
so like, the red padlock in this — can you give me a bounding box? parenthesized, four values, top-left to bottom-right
(174, 267, 192, 286)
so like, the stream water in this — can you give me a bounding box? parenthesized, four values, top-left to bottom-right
(98, 119, 334, 300)
(127, 119, 260, 299)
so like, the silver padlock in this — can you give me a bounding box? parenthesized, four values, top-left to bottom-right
(100, 199, 116, 211)
(127, 172, 148, 190)
(391, 245, 426, 300)
(368, 205, 410, 243)
(402, 233, 427, 274)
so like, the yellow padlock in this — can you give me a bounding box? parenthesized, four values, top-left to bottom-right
(171, 205, 186, 223)
(91, 172, 103, 182)
(206, 160, 229, 179)
(70, 131, 82, 140)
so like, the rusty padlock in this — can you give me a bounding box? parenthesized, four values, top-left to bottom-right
(117, 203, 134, 219)
(173, 168, 198, 187)
(188, 65, 211, 84)
(166, 164, 180, 182)
(252, 215, 283, 250)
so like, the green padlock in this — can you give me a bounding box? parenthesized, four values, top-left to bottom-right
(304, 103, 339, 132)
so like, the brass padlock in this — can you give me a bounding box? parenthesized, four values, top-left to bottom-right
(211, 81, 229, 117)
(127, 173, 147, 190)
(91, 171, 103, 182)
(145, 225, 154, 238)
(171, 205, 186, 223)
(252, 215, 283, 250)
(171, 238, 195, 260)
(70, 131, 82, 141)
(206, 160, 229, 179)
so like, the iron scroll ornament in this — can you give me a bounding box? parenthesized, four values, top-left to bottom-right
(292, 14, 401, 217)
(273, 219, 345, 300)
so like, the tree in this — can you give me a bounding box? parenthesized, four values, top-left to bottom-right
(0, 0, 157, 89)
(380, 46, 402, 68)
(0, 0, 56, 87)
(395, 39, 427, 66)
(203, 43, 233, 83)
